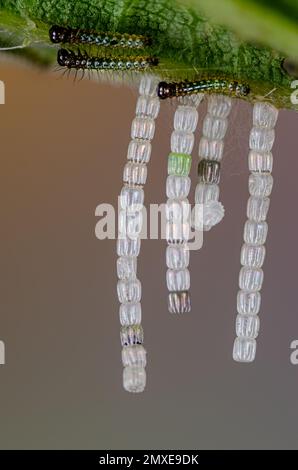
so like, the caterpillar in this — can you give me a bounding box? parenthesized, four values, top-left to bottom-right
(157, 79, 250, 99)
(57, 49, 159, 71)
(50, 25, 151, 49)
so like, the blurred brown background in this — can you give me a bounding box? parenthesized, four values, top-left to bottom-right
(0, 60, 298, 449)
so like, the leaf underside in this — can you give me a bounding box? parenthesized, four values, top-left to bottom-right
(0, 0, 297, 110)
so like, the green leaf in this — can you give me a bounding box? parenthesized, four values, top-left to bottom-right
(0, 0, 297, 110)
(181, 0, 298, 59)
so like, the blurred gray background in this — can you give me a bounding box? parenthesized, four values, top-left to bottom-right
(0, 60, 298, 449)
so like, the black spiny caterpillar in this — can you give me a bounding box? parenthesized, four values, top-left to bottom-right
(50, 25, 151, 49)
(157, 79, 250, 99)
(57, 49, 159, 71)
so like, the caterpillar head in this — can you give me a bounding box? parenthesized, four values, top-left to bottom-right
(57, 48, 72, 67)
(49, 25, 68, 44)
(157, 81, 175, 99)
